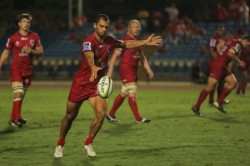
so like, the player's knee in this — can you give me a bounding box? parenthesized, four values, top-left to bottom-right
(96, 110, 106, 120)
(121, 85, 128, 94)
(13, 91, 24, 99)
(65, 111, 77, 121)
(100, 110, 107, 118)
(206, 84, 216, 92)
(126, 84, 137, 94)
(12, 82, 24, 97)
(231, 81, 237, 89)
(120, 92, 128, 98)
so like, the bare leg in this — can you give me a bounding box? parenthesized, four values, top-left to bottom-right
(54, 100, 83, 158)
(59, 101, 82, 141)
(87, 96, 107, 139)
(241, 71, 248, 94)
(217, 74, 237, 105)
(239, 71, 248, 95)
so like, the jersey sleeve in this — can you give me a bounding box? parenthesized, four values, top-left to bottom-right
(82, 41, 93, 53)
(209, 38, 217, 47)
(34, 34, 42, 48)
(229, 43, 241, 55)
(112, 38, 123, 48)
(5, 36, 14, 50)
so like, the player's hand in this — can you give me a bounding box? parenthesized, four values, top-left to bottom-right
(106, 70, 113, 78)
(22, 45, 32, 54)
(90, 65, 103, 82)
(239, 60, 246, 68)
(146, 34, 162, 46)
(147, 69, 154, 79)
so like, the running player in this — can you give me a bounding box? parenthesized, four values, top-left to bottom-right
(207, 25, 229, 104)
(192, 36, 250, 115)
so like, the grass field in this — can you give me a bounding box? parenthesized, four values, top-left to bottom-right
(0, 81, 250, 166)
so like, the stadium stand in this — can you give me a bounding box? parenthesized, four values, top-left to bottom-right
(0, 22, 248, 81)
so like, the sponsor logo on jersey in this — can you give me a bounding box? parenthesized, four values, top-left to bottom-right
(107, 46, 111, 53)
(209, 38, 217, 47)
(99, 45, 105, 48)
(83, 42, 91, 51)
(235, 44, 241, 53)
(21, 37, 27, 40)
(30, 40, 34, 46)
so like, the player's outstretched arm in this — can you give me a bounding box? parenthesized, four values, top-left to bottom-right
(144, 34, 163, 46)
(122, 34, 162, 49)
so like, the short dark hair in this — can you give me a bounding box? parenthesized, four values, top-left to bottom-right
(94, 14, 110, 23)
(17, 13, 32, 22)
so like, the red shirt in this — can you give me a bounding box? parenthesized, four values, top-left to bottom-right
(119, 35, 142, 83)
(215, 39, 242, 68)
(74, 33, 122, 87)
(209, 34, 223, 63)
(6, 31, 41, 73)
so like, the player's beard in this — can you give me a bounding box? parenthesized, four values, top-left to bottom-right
(97, 31, 106, 39)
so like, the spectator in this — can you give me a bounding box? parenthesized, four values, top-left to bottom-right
(227, 0, 240, 24)
(216, 3, 228, 23)
(239, 0, 249, 26)
(165, 3, 179, 22)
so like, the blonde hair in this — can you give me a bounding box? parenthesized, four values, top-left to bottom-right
(17, 13, 32, 22)
(127, 19, 141, 35)
(128, 19, 140, 28)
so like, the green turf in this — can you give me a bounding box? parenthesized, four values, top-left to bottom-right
(0, 86, 250, 166)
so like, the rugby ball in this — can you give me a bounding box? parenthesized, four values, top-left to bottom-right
(97, 76, 113, 99)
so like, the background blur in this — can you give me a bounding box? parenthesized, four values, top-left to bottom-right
(1, 0, 250, 82)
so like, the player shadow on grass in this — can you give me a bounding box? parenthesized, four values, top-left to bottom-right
(53, 158, 97, 166)
(103, 123, 134, 136)
(201, 115, 242, 124)
(154, 113, 195, 120)
(0, 127, 16, 135)
(81, 158, 98, 166)
(52, 159, 67, 166)
(97, 145, 199, 158)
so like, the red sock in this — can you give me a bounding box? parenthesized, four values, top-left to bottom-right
(217, 82, 223, 98)
(13, 99, 22, 120)
(84, 135, 94, 145)
(217, 87, 231, 105)
(128, 96, 142, 121)
(57, 137, 65, 147)
(10, 108, 16, 122)
(209, 89, 215, 102)
(109, 94, 125, 117)
(195, 89, 209, 109)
